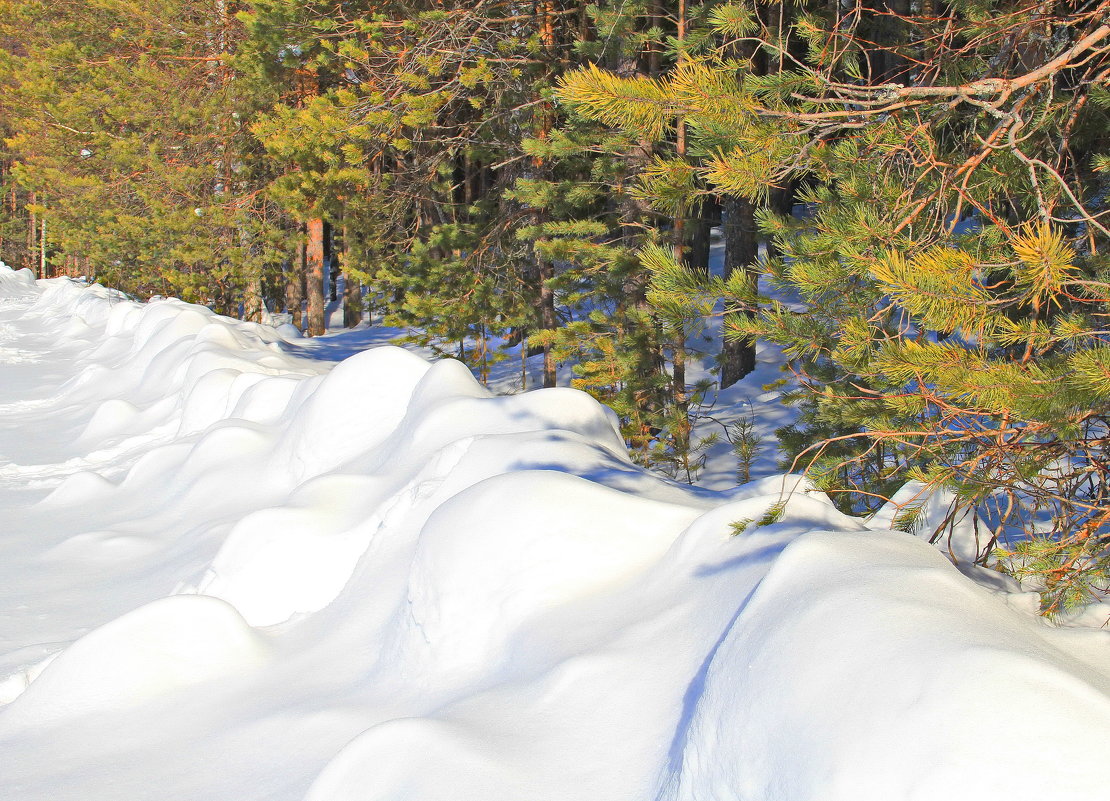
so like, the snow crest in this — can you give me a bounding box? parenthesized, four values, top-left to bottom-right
(0, 263, 1108, 801)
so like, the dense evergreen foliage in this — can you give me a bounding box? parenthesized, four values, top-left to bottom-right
(561, 0, 1110, 610)
(1, 0, 1107, 611)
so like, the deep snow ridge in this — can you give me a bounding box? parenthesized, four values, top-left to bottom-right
(0, 265, 1108, 801)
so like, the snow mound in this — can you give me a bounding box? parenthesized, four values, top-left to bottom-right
(402, 470, 698, 672)
(0, 263, 37, 295)
(4, 595, 267, 725)
(667, 531, 1110, 801)
(0, 263, 1108, 801)
(305, 717, 515, 801)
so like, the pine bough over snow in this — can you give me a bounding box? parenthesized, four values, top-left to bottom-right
(0, 263, 1107, 800)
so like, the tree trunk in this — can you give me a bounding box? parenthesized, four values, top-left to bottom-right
(719, 196, 760, 388)
(306, 217, 326, 336)
(39, 215, 46, 279)
(671, 0, 690, 445)
(539, 257, 557, 388)
(688, 197, 716, 278)
(342, 220, 362, 328)
(343, 274, 362, 328)
(241, 227, 263, 322)
(325, 220, 337, 302)
(243, 273, 263, 323)
(286, 226, 306, 332)
(534, 0, 558, 389)
(25, 193, 35, 273)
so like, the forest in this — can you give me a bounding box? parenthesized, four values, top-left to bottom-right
(1, 0, 1109, 612)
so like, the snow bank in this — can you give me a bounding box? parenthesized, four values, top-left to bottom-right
(668, 531, 1110, 800)
(0, 264, 36, 296)
(3, 595, 267, 726)
(0, 263, 1107, 801)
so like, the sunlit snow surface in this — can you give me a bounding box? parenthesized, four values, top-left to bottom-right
(0, 264, 1108, 800)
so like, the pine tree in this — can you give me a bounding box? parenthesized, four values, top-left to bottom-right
(0, 0, 286, 306)
(551, 1, 750, 469)
(559, 0, 1110, 610)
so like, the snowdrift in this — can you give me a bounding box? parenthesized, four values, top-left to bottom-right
(0, 264, 1107, 801)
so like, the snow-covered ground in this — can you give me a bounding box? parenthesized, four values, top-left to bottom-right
(1, 263, 1108, 800)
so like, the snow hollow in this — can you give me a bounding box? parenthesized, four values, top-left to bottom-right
(0, 264, 1108, 801)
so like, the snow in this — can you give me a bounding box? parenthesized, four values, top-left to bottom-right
(0, 262, 1108, 800)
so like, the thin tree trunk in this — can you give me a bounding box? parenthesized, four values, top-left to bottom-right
(343, 274, 362, 328)
(720, 196, 760, 387)
(306, 217, 326, 336)
(891, 0, 912, 79)
(539, 257, 557, 387)
(688, 197, 716, 278)
(342, 219, 362, 328)
(25, 193, 35, 273)
(286, 225, 306, 332)
(520, 337, 528, 392)
(39, 215, 46, 279)
(715, 18, 790, 390)
(242, 227, 263, 323)
(535, 0, 558, 389)
(244, 272, 263, 322)
(672, 0, 690, 447)
(648, 0, 664, 75)
(325, 220, 337, 302)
